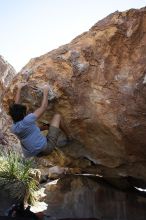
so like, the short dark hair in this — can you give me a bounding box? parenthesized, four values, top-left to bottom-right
(9, 103, 27, 123)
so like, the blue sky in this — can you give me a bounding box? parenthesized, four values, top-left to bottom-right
(0, 0, 146, 72)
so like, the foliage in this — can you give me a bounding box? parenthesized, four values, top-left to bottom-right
(0, 151, 38, 204)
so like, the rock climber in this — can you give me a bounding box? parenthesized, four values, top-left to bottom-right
(9, 82, 71, 158)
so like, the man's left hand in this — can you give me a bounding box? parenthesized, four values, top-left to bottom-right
(17, 82, 28, 90)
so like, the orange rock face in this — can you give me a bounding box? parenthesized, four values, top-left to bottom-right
(2, 8, 146, 181)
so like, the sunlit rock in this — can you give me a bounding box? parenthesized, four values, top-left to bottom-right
(2, 8, 146, 183)
(0, 56, 21, 153)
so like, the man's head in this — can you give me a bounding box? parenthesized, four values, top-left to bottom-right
(9, 104, 27, 123)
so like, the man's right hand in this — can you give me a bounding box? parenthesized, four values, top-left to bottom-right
(14, 82, 28, 104)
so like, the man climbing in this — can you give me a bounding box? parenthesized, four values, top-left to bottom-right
(9, 82, 71, 158)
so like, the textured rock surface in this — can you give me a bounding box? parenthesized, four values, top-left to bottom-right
(0, 55, 16, 92)
(0, 55, 16, 116)
(2, 8, 146, 183)
(43, 175, 146, 220)
(0, 180, 26, 215)
(0, 56, 21, 153)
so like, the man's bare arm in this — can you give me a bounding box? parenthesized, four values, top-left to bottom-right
(33, 85, 49, 119)
(15, 82, 27, 104)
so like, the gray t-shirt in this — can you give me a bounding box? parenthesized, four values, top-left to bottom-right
(11, 113, 47, 157)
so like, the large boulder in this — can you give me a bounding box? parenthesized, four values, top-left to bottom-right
(2, 8, 146, 183)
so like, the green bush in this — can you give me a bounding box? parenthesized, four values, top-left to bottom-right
(0, 151, 38, 204)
